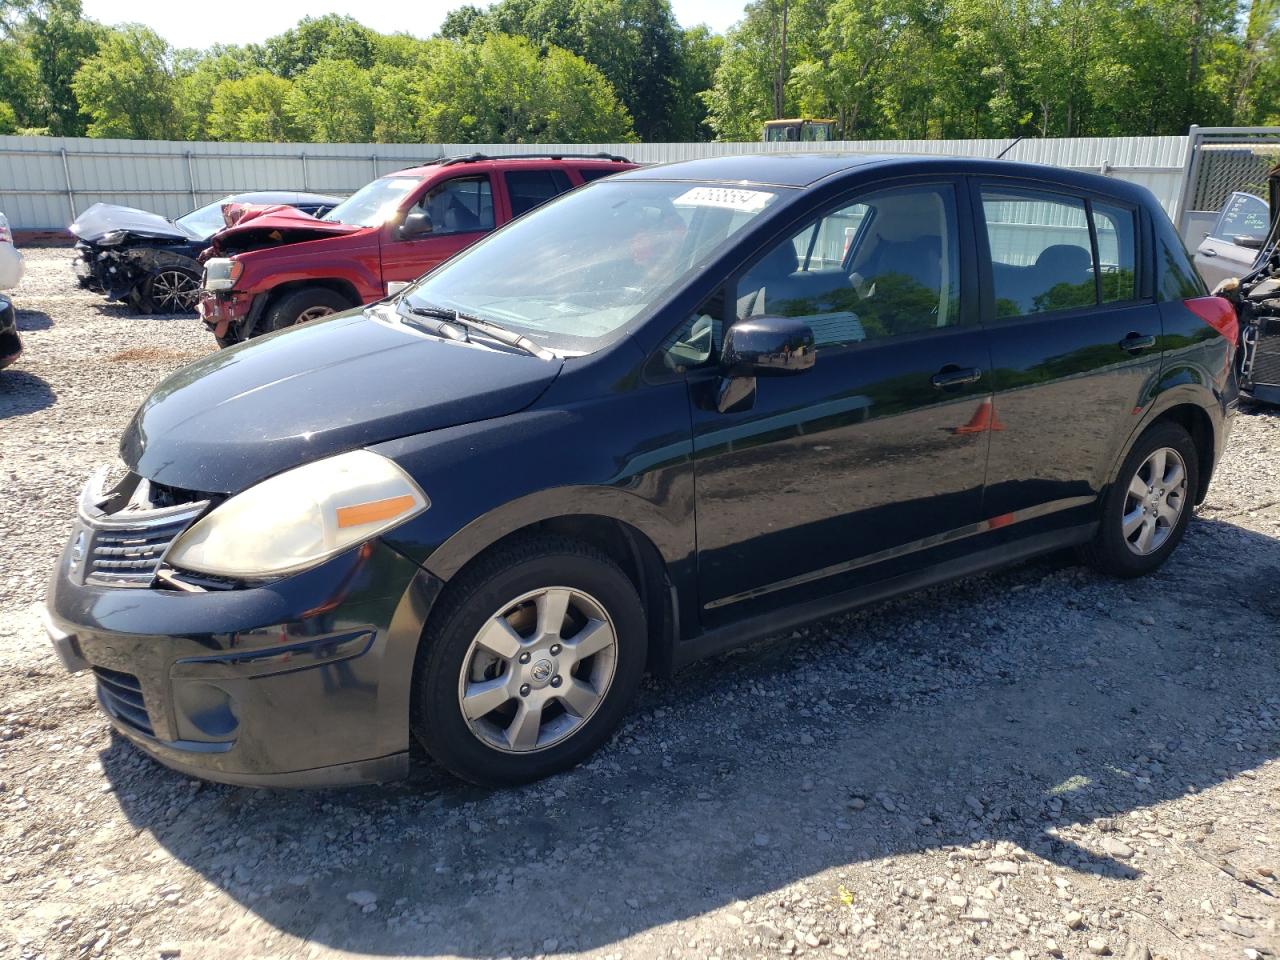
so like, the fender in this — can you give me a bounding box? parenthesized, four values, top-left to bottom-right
(232, 232, 384, 305)
(1102, 363, 1224, 497)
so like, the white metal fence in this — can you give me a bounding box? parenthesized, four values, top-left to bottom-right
(0, 133, 1192, 234)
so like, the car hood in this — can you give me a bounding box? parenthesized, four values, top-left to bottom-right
(69, 203, 196, 243)
(205, 207, 361, 254)
(120, 308, 564, 494)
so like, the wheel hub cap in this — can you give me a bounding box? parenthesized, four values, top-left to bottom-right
(457, 587, 618, 754)
(1121, 446, 1188, 556)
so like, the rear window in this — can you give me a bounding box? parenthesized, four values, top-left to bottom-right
(577, 168, 619, 183)
(982, 188, 1097, 317)
(506, 169, 573, 218)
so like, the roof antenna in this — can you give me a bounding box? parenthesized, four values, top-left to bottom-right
(995, 136, 1025, 160)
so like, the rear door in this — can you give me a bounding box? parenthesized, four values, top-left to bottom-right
(380, 173, 496, 293)
(976, 180, 1163, 533)
(686, 177, 995, 624)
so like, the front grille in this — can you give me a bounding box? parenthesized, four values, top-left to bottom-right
(76, 466, 210, 589)
(86, 517, 195, 587)
(93, 666, 154, 736)
(1250, 329, 1280, 385)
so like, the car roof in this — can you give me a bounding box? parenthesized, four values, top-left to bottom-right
(222, 191, 344, 206)
(613, 152, 1153, 201)
(391, 155, 634, 179)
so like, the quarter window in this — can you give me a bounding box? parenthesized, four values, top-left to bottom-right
(1092, 202, 1137, 303)
(734, 184, 962, 347)
(416, 176, 494, 235)
(982, 189, 1096, 317)
(505, 169, 573, 218)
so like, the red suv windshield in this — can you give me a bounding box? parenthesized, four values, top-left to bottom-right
(323, 176, 420, 227)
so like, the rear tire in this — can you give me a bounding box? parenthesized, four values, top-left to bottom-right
(411, 537, 647, 786)
(261, 288, 351, 335)
(1081, 420, 1199, 578)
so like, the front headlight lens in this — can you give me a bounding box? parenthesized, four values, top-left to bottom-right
(166, 450, 428, 579)
(97, 230, 129, 247)
(202, 257, 243, 291)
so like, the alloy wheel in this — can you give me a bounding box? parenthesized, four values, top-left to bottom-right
(457, 586, 618, 753)
(151, 270, 199, 312)
(1121, 446, 1188, 556)
(295, 305, 337, 325)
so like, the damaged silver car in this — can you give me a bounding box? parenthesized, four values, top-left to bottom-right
(1214, 166, 1280, 405)
(70, 192, 340, 314)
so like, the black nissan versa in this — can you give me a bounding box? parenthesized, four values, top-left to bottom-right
(45, 154, 1239, 788)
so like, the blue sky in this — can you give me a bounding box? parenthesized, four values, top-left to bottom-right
(80, 0, 748, 49)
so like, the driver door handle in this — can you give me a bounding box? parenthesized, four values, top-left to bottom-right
(931, 366, 983, 388)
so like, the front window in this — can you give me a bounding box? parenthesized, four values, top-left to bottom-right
(1210, 191, 1269, 244)
(323, 176, 420, 227)
(403, 181, 780, 354)
(175, 200, 235, 240)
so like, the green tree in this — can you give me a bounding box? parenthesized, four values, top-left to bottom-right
(174, 45, 262, 139)
(21, 0, 102, 135)
(206, 72, 299, 141)
(264, 14, 377, 77)
(71, 24, 178, 138)
(420, 34, 635, 143)
(285, 58, 375, 142)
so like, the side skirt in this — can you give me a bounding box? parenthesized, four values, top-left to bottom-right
(669, 523, 1097, 672)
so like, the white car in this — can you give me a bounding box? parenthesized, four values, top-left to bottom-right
(0, 212, 24, 290)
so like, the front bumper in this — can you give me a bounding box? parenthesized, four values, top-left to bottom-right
(197, 290, 257, 342)
(44, 535, 442, 787)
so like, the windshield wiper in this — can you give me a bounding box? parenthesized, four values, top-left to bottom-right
(401, 301, 556, 361)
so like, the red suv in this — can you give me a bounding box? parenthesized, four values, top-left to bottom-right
(198, 153, 635, 346)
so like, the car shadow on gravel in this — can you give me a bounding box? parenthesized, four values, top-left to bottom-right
(99, 521, 1280, 958)
(0, 368, 55, 417)
(15, 308, 52, 331)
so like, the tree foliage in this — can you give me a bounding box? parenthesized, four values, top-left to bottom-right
(71, 23, 178, 139)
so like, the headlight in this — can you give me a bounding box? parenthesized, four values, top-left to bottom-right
(203, 257, 243, 291)
(166, 450, 428, 579)
(96, 230, 129, 247)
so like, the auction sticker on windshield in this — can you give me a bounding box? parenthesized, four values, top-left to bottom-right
(674, 186, 774, 213)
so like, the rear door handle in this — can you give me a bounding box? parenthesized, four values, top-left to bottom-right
(1118, 333, 1157, 353)
(931, 366, 983, 389)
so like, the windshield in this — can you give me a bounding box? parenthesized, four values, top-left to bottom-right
(403, 180, 779, 354)
(323, 176, 420, 227)
(175, 200, 235, 240)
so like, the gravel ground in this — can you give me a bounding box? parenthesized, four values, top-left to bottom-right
(1, 247, 1278, 960)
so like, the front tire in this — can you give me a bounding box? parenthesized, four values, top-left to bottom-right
(134, 261, 201, 314)
(261, 288, 351, 335)
(1082, 420, 1199, 578)
(411, 537, 647, 786)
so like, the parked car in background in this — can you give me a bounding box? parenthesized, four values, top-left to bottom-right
(198, 153, 634, 346)
(0, 211, 24, 291)
(70, 192, 342, 314)
(45, 154, 1237, 789)
(1194, 190, 1270, 289)
(1, 212, 25, 369)
(1215, 167, 1280, 405)
(0, 295, 19, 369)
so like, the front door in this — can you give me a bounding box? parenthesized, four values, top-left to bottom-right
(975, 182, 1164, 530)
(380, 174, 496, 294)
(687, 180, 995, 624)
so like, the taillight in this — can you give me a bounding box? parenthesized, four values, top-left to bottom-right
(0, 225, 10, 243)
(1184, 296, 1239, 345)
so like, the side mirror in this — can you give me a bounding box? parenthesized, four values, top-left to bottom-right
(722, 315, 816, 378)
(399, 211, 432, 239)
(1233, 235, 1265, 250)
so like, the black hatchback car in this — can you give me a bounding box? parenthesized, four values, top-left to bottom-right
(45, 155, 1238, 788)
